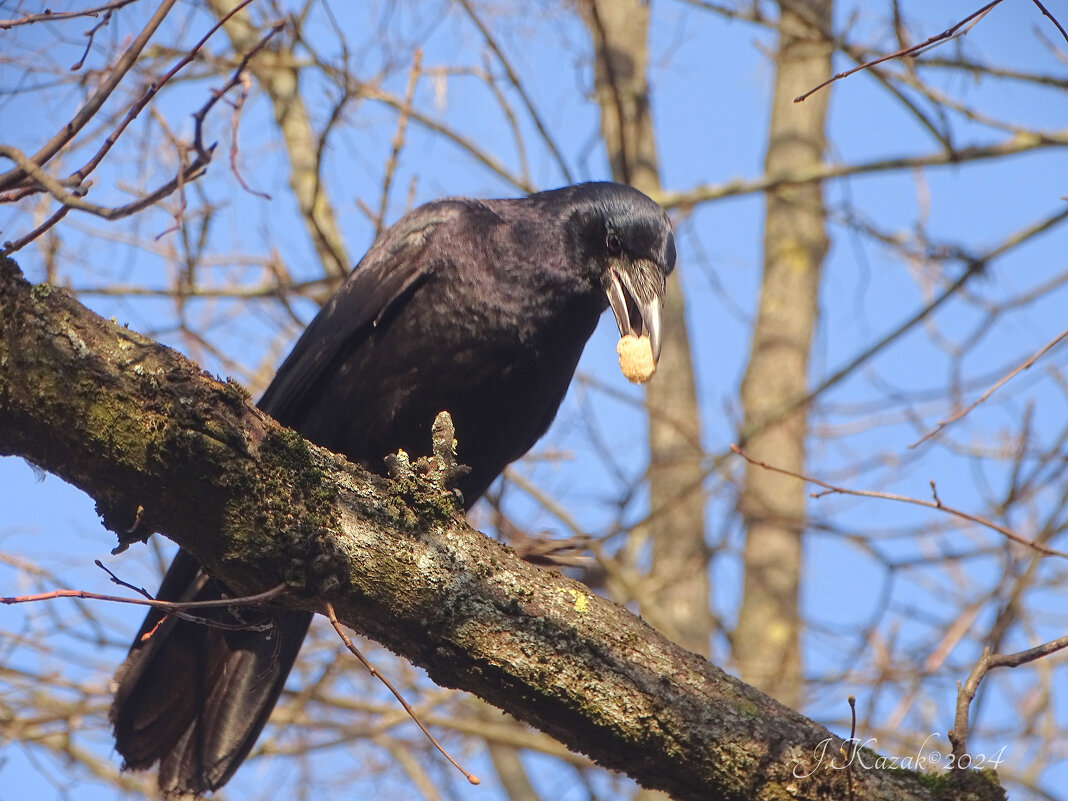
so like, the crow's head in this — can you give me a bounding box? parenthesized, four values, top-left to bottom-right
(547, 182, 675, 366)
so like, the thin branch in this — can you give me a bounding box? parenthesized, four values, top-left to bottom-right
(375, 50, 422, 235)
(0, 0, 143, 30)
(910, 327, 1068, 449)
(0, 11, 285, 252)
(66, 0, 273, 185)
(914, 56, 1068, 90)
(323, 601, 481, 786)
(732, 202, 1068, 451)
(950, 634, 1068, 761)
(476, 57, 531, 183)
(0, 0, 180, 192)
(456, 0, 574, 181)
(1, 205, 72, 253)
(1030, 0, 1068, 46)
(730, 444, 1068, 559)
(1, 561, 288, 637)
(657, 131, 1068, 210)
(190, 14, 286, 155)
(735, 259, 986, 449)
(1, 579, 287, 613)
(358, 81, 535, 192)
(71, 8, 117, 71)
(0, 142, 210, 239)
(795, 0, 1004, 103)
(229, 71, 272, 200)
(71, 275, 333, 298)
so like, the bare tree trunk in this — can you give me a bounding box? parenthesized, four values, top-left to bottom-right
(733, 0, 834, 708)
(581, 0, 711, 662)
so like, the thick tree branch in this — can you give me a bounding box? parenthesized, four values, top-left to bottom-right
(0, 257, 1001, 801)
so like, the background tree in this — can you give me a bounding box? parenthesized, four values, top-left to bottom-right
(2, 1, 1067, 799)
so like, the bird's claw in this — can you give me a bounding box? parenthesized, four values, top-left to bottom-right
(384, 411, 471, 499)
(419, 410, 472, 492)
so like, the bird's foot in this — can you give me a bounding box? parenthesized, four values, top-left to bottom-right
(384, 411, 471, 508)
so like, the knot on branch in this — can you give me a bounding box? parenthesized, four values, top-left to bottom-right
(283, 527, 348, 598)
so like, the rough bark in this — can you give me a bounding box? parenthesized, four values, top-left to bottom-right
(0, 258, 1005, 801)
(582, 0, 711, 659)
(734, 0, 834, 708)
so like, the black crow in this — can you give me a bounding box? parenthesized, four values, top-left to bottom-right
(110, 181, 675, 796)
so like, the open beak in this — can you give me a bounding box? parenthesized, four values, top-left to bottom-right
(604, 259, 665, 364)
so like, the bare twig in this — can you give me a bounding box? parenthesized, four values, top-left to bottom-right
(1, 577, 287, 614)
(0, 143, 210, 245)
(477, 56, 531, 182)
(795, 1, 1004, 103)
(349, 79, 534, 193)
(730, 444, 1068, 559)
(0, 0, 180, 193)
(0, 0, 142, 30)
(71, 8, 117, 71)
(228, 71, 271, 199)
(1031, 0, 1068, 46)
(1, 205, 72, 253)
(910, 327, 1068, 449)
(456, 0, 574, 182)
(323, 601, 481, 786)
(0, 8, 285, 252)
(735, 259, 985, 449)
(734, 204, 1068, 452)
(375, 50, 422, 235)
(1, 559, 289, 636)
(194, 20, 283, 147)
(72, 275, 333, 299)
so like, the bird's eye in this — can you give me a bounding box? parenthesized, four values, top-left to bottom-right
(605, 232, 623, 255)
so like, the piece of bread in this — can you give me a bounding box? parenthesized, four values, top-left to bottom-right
(616, 334, 656, 384)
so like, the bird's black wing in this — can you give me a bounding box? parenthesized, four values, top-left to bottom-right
(258, 200, 471, 423)
(111, 181, 678, 798)
(110, 199, 480, 797)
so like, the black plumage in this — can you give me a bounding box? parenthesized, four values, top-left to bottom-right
(110, 181, 675, 796)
